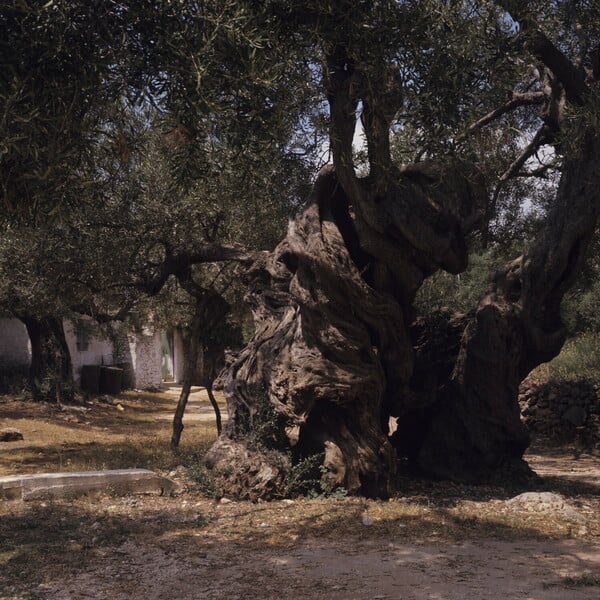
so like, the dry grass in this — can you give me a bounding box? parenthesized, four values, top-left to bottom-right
(0, 391, 218, 476)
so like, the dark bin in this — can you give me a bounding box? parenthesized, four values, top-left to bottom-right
(80, 365, 101, 394)
(115, 362, 134, 390)
(99, 366, 123, 395)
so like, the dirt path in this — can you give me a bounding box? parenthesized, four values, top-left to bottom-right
(30, 536, 600, 600)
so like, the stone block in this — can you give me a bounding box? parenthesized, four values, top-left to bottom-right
(0, 469, 176, 501)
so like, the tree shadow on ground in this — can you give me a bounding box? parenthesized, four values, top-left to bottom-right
(1, 496, 599, 599)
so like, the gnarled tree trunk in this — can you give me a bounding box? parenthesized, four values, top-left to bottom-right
(399, 134, 600, 481)
(19, 315, 75, 404)
(204, 160, 480, 499)
(204, 20, 600, 498)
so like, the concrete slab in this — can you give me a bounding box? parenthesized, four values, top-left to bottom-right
(0, 469, 176, 501)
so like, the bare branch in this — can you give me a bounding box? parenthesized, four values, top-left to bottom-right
(484, 125, 552, 236)
(516, 161, 559, 179)
(498, 125, 552, 184)
(462, 92, 546, 139)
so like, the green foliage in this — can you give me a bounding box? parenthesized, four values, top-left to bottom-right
(282, 453, 324, 498)
(0, 364, 29, 395)
(535, 333, 600, 381)
(0, 1, 131, 219)
(416, 250, 497, 315)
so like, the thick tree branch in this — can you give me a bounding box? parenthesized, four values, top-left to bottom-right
(360, 63, 403, 186)
(138, 243, 258, 295)
(72, 300, 135, 324)
(498, 125, 552, 184)
(324, 45, 361, 199)
(497, 1, 587, 105)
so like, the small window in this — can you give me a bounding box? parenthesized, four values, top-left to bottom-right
(75, 326, 90, 352)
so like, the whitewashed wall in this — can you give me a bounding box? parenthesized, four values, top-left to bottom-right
(0, 318, 30, 366)
(0, 318, 164, 390)
(64, 320, 113, 383)
(128, 330, 162, 389)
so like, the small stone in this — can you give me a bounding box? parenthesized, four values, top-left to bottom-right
(0, 428, 24, 442)
(116, 403, 125, 412)
(219, 497, 232, 504)
(361, 515, 373, 526)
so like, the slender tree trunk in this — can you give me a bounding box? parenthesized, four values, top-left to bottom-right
(171, 289, 229, 448)
(171, 305, 203, 449)
(205, 370, 222, 436)
(19, 315, 75, 404)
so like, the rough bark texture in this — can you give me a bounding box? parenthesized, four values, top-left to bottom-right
(204, 162, 482, 498)
(398, 135, 600, 481)
(205, 25, 600, 498)
(19, 315, 75, 404)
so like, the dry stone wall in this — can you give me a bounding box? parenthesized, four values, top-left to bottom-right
(519, 376, 600, 447)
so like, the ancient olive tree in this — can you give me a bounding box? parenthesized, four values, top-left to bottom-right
(203, 0, 600, 498)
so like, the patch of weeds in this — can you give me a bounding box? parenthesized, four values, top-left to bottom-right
(544, 573, 600, 589)
(185, 453, 225, 498)
(282, 453, 324, 498)
(192, 513, 211, 527)
(560, 574, 600, 587)
(534, 332, 600, 380)
(282, 453, 349, 499)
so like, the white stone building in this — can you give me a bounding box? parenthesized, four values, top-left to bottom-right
(0, 317, 186, 390)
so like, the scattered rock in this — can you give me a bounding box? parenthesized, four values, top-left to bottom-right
(561, 505, 586, 523)
(116, 403, 125, 412)
(219, 497, 232, 505)
(519, 377, 599, 443)
(508, 491, 565, 510)
(0, 427, 24, 442)
(507, 491, 587, 524)
(361, 515, 374, 526)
